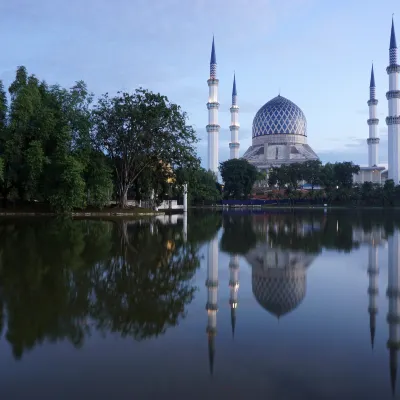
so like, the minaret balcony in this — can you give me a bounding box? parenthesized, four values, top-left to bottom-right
(386, 90, 400, 100)
(205, 278, 219, 287)
(207, 78, 219, 85)
(229, 142, 240, 149)
(206, 124, 220, 132)
(368, 306, 378, 314)
(367, 99, 378, 106)
(368, 287, 379, 295)
(229, 279, 239, 287)
(230, 106, 239, 112)
(206, 326, 217, 335)
(207, 102, 220, 109)
(386, 64, 400, 74)
(387, 287, 400, 297)
(367, 118, 379, 125)
(229, 124, 240, 131)
(206, 302, 218, 311)
(367, 138, 380, 144)
(386, 116, 400, 125)
(387, 313, 400, 324)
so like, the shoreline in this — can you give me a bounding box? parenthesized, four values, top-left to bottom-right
(0, 210, 165, 217)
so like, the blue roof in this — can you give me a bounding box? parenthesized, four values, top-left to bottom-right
(252, 95, 307, 138)
(390, 17, 397, 49)
(370, 64, 375, 87)
(210, 36, 216, 64)
(232, 73, 237, 96)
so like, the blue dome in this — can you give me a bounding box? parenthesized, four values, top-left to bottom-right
(252, 95, 307, 138)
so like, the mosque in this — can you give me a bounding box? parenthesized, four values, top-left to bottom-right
(206, 18, 400, 185)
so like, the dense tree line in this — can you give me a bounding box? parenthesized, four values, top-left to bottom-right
(265, 161, 400, 206)
(0, 66, 205, 211)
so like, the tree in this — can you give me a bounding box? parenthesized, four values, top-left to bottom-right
(91, 89, 198, 208)
(301, 160, 322, 190)
(220, 158, 258, 199)
(176, 166, 220, 205)
(333, 161, 360, 188)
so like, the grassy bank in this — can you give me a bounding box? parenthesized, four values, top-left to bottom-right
(0, 203, 164, 217)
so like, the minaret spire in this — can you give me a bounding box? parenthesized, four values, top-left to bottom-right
(386, 16, 400, 183)
(206, 36, 220, 176)
(391, 16, 397, 51)
(370, 63, 376, 89)
(229, 73, 240, 159)
(367, 63, 380, 169)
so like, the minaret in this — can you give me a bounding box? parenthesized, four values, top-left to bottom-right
(367, 241, 379, 349)
(206, 234, 219, 375)
(229, 254, 239, 337)
(229, 73, 240, 159)
(387, 229, 400, 395)
(367, 64, 379, 167)
(206, 37, 220, 175)
(386, 17, 400, 183)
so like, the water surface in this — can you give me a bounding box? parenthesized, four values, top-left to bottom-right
(0, 210, 400, 399)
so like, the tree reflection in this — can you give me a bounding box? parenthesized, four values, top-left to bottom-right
(220, 210, 400, 255)
(0, 215, 219, 359)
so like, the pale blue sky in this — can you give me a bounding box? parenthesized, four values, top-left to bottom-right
(0, 0, 398, 167)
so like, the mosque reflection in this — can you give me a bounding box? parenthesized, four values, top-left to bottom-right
(208, 210, 400, 395)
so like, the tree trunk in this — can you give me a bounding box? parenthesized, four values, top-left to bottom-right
(119, 187, 128, 208)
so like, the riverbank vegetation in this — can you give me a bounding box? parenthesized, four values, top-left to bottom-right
(0, 66, 206, 212)
(263, 161, 400, 207)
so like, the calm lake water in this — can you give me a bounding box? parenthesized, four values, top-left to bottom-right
(2, 210, 400, 399)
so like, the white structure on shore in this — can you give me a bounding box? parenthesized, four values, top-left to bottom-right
(229, 74, 240, 159)
(206, 37, 220, 175)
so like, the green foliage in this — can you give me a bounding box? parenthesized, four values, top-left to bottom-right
(176, 166, 220, 205)
(0, 67, 199, 211)
(91, 89, 199, 207)
(220, 158, 258, 199)
(48, 156, 86, 212)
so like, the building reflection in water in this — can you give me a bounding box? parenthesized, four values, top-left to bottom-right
(387, 229, 400, 395)
(246, 219, 317, 319)
(353, 227, 386, 350)
(200, 212, 400, 396)
(229, 254, 239, 337)
(206, 233, 219, 375)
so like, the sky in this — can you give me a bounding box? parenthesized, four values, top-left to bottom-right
(0, 0, 399, 168)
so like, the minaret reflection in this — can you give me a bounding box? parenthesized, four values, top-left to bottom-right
(183, 212, 187, 243)
(367, 241, 379, 349)
(229, 254, 239, 337)
(206, 234, 219, 375)
(387, 229, 400, 396)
